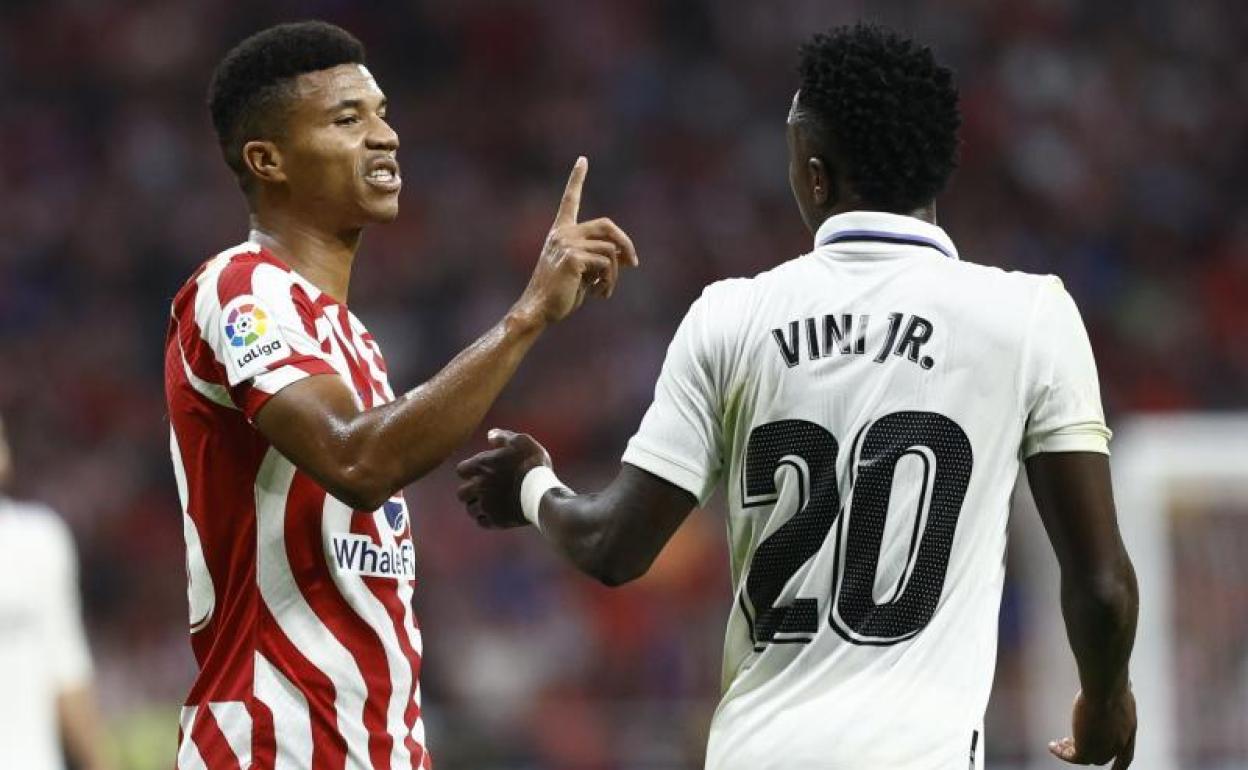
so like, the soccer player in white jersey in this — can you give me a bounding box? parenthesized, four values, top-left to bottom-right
(457, 24, 1138, 769)
(165, 21, 635, 770)
(0, 415, 113, 770)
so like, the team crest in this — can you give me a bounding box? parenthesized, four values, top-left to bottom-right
(382, 498, 408, 534)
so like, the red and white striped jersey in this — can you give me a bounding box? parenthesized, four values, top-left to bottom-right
(164, 241, 430, 770)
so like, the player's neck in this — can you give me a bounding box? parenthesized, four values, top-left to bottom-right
(814, 202, 938, 230)
(248, 212, 361, 304)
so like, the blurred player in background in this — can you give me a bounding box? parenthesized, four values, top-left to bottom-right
(0, 414, 113, 770)
(459, 23, 1137, 769)
(165, 21, 634, 770)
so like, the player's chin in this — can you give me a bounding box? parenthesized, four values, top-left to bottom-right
(359, 195, 400, 223)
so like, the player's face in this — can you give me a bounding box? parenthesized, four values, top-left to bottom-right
(786, 92, 819, 234)
(279, 64, 401, 227)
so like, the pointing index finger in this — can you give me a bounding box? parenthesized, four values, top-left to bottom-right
(553, 156, 588, 228)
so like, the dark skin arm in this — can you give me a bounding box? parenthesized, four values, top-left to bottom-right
(1026, 451, 1138, 769)
(254, 159, 638, 510)
(455, 430, 696, 586)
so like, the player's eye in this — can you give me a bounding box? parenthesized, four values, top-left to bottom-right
(334, 114, 360, 126)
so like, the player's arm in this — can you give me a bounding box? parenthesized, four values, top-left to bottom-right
(455, 430, 697, 585)
(254, 158, 638, 510)
(458, 287, 723, 583)
(58, 684, 114, 770)
(1021, 279, 1137, 768)
(1026, 451, 1138, 768)
(46, 520, 114, 770)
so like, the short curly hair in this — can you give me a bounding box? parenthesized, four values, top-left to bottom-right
(795, 24, 960, 213)
(208, 21, 365, 186)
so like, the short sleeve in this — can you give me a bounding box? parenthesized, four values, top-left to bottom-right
(41, 516, 93, 690)
(196, 259, 338, 418)
(1021, 278, 1112, 457)
(622, 289, 729, 505)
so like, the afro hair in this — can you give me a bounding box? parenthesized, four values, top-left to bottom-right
(796, 24, 960, 213)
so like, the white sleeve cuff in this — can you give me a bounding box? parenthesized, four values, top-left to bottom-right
(1022, 422, 1112, 458)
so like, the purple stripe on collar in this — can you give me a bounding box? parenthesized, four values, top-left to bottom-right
(818, 229, 954, 259)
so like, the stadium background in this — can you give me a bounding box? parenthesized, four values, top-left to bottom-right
(0, 0, 1244, 768)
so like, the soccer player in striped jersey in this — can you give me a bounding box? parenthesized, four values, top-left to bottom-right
(164, 21, 635, 770)
(457, 24, 1138, 770)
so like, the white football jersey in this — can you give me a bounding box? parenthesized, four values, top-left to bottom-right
(622, 211, 1110, 769)
(0, 498, 94, 770)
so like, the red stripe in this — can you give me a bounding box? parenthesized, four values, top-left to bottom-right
(233, 357, 338, 419)
(256, 604, 346, 770)
(189, 706, 243, 770)
(358, 512, 425, 763)
(283, 472, 395, 770)
(336, 316, 424, 764)
(249, 697, 276, 770)
(215, 255, 267, 306)
(324, 307, 378, 408)
(172, 280, 231, 388)
(291, 283, 325, 339)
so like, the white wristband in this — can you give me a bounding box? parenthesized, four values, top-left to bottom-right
(520, 465, 568, 532)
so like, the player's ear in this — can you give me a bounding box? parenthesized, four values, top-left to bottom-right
(242, 140, 286, 187)
(807, 156, 833, 208)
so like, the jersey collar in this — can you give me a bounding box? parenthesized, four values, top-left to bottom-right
(813, 211, 959, 260)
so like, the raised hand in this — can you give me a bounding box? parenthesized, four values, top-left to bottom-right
(510, 157, 639, 327)
(1049, 688, 1136, 769)
(456, 429, 552, 529)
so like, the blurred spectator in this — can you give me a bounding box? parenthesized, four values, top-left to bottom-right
(0, 414, 114, 770)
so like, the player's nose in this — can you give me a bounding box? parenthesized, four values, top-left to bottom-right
(366, 116, 399, 152)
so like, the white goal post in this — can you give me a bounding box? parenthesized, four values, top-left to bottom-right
(1010, 414, 1248, 770)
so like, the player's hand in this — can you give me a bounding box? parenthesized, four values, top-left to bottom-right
(1049, 687, 1136, 768)
(510, 157, 639, 328)
(455, 429, 552, 529)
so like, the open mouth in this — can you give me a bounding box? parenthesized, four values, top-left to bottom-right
(365, 158, 402, 192)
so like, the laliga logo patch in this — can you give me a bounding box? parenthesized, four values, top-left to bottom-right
(225, 303, 268, 347)
(221, 297, 287, 376)
(382, 499, 408, 534)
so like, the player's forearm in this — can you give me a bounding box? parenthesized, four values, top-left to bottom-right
(538, 489, 646, 586)
(532, 465, 695, 586)
(58, 685, 114, 770)
(1060, 555, 1138, 703)
(338, 310, 544, 507)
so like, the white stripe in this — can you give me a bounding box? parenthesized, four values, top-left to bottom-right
(346, 312, 393, 401)
(192, 243, 260, 388)
(171, 428, 216, 632)
(176, 706, 210, 770)
(250, 263, 332, 360)
(208, 702, 252, 768)
(324, 496, 417, 770)
(255, 653, 314, 770)
(254, 449, 373, 767)
(319, 305, 366, 409)
(250, 364, 312, 399)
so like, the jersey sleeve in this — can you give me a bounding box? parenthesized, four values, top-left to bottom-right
(622, 287, 731, 505)
(41, 515, 93, 690)
(196, 258, 338, 419)
(1021, 278, 1112, 457)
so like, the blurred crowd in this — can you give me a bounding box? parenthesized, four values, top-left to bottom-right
(0, 0, 1243, 767)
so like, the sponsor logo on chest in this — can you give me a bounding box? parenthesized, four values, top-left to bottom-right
(331, 534, 416, 580)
